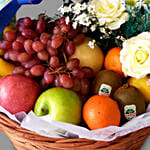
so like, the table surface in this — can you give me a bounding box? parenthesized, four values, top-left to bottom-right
(0, 0, 150, 149)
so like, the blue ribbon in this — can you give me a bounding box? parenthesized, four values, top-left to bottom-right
(17, 0, 42, 4)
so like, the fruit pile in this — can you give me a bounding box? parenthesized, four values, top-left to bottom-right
(0, 15, 148, 130)
(0, 16, 100, 100)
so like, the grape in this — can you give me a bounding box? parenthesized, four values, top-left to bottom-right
(36, 19, 46, 33)
(65, 41, 75, 56)
(12, 66, 25, 75)
(47, 40, 51, 49)
(67, 29, 78, 39)
(73, 34, 85, 45)
(17, 18, 24, 26)
(80, 79, 90, 95)
(31, 20, 38, 29)
(66, 58, 80, 71)
(40, 78, 49, 90)
(8, 50, 20, 62)
(18, 26, 28, 32)
(49, 56, 59, 68)
(5, 31, 16, 41)
(81, 67, 94, 78)
(53, 26, 61, 35)
(18, 52, 31, 63)
(72, 68, 85, 79)
(55, 17, 65, 25)
(53, 76, 61, 87)
(30, 65, 46, 77)
(72, 77, 81, 92)
(22, 17, 32, 28)
(21, 29, 38, 39)
(0, 40, 12, 50)
(44, 69, 55, 84)
(34, 37, 40, 42)
(40, 33, 50, 45)
(51, 35, 63, 49)
(24, 40, 35, 55)
(46, 22, 54, 32)
(30, 19, 38, 30)
(47, 46, 58, 56)
(32, 41, 44, 52)
(16, 36, 26, 44)
(37, 50, 49, 61)
(59, 74, 73, 89)
(12, 41, 24, 51)
(24, 69, 33, 78)
(4, 52, 9, 60)
(18, 17, 32, 28)
(60, 23, 70, 33)
(22, 57, 40, 68)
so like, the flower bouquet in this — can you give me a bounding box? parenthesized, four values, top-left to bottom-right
(0, 0, 150, 149)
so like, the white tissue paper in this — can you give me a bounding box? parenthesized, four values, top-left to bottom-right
(0, 105, 150, 141)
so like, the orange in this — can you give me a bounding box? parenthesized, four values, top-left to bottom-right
(104, 47, 124, 77)
(82, 95, 121, 130)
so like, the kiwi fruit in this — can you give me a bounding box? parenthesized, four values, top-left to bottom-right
(113, 84, 146, 124)
(92, 70, 122, 96)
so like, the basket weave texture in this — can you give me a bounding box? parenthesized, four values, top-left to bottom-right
(0, 113, 150, 150)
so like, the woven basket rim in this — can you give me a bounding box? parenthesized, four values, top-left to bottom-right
(0, 112, 150, 149)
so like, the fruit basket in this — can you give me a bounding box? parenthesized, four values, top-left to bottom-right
(1, 0, 150, 149)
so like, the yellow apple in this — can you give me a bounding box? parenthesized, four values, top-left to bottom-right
(128, 76, 150, 103)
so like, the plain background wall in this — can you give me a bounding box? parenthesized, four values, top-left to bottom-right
(0, 0, 150, 149)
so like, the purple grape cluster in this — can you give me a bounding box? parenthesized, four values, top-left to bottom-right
(0, 16, 94, 100)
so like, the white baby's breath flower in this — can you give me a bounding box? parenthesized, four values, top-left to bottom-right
(90, 25, 97, 32)
(82, 20, 91, 26)
(72, 21, 78, 29)
(58, 5, 68, 15)
(100, 28, 106, 34)
(75, 13, 91, 26)
(81, 3, 87, 10)
(88, 40, 96, 49)
(87, 5, 95, 14)
(66, 5, 72, 12)
(65, 16, 70, 25)
(73, 3, 81, 14)
(116, 35, 126, 41)
(92, 17, 97, 22)
(120, 36, 126, 42)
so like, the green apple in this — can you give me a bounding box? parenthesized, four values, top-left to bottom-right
(34, 87, 82, 125)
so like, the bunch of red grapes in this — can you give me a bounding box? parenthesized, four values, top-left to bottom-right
(0, 16, 94, 100)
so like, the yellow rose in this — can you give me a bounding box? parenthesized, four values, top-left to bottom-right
(120, 32, 150, 79)
(89, 0, 129, 30)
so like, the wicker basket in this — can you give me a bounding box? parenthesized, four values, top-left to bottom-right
(0, 112, 150, 150)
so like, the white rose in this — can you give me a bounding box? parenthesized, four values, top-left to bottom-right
(89, 0, 129, 30)
(120, 32, 150, 79)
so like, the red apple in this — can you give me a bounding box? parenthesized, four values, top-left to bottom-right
(0, 74, 40, 114)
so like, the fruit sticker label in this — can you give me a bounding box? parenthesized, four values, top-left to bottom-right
(98, 84, 112, 96)
(124, 105, 136, 120)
